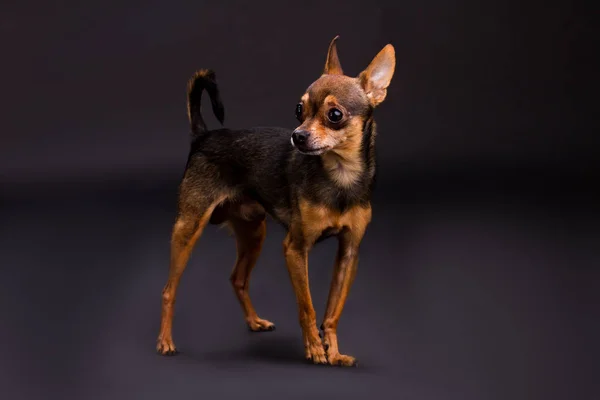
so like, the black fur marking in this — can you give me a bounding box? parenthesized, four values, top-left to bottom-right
(181, 72, 378, 232)
(183, 119, 376, 227)
(187, 70, 225, 138)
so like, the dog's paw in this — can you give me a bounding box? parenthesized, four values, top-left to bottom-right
(305, 340, 328, 365)
(247, 317, 276, 332)
(156, 336, 178, 356)
(327, 352, 358, 367)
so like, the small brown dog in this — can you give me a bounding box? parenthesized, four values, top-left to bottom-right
(157, 36, 395, 366)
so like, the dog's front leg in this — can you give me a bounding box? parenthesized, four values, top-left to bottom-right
(321, 230, 361, 366)
(321, 207, 371, 367)
(283, 234, 327, 364)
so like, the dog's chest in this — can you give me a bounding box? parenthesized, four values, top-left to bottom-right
(299, 198, 371, 241)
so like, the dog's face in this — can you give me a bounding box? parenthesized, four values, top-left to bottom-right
(291, 37, 396, 155)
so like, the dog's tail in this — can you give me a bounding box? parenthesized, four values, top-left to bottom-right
(187, 69, 225, 138)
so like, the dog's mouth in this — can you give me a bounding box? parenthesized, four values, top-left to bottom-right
(293, 145, 330, 156)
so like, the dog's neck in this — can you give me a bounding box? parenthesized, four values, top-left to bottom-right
(321, 117, 376, 188)
(322, 147, 363, 188)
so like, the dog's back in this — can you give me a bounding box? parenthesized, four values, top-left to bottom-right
(184, 70, 295, 226)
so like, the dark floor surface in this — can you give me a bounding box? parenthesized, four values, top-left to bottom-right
(1, 168, 598, 400)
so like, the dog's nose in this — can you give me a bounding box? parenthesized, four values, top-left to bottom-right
(292, 130, 310, 146)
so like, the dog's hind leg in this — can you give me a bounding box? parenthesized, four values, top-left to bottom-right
(228, 205, 275, 332)
(157, 193, 227, 356)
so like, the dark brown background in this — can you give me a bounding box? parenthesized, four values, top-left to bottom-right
(1, 1, 598, 399)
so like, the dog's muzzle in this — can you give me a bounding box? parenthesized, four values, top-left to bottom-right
(291, 129, 311, 148)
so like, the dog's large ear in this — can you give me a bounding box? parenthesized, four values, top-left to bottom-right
(323, 35, 344, 75)
(358, 44, 396, 107)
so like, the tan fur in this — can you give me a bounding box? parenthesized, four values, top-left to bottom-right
(228, 218, 275, 331)
(157, 36, 395, 367)
(282, 198, 371, 365)
(157, 195, 227, 355)
(358, 44, 396, 106)
(324, 36, 343, 75)
(296, 198, 372, 242)
(320, 108, 365, 187)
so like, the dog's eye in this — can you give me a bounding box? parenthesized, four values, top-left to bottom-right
(327, 108, 343, 123)
(295, 103, 303, 121)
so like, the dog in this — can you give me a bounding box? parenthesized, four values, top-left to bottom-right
(157, 36, 395, 366)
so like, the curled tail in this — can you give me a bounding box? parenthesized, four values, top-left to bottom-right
(186, 69, 225, 138)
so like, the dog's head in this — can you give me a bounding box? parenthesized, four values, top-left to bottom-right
(291, 36, 396, 156)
